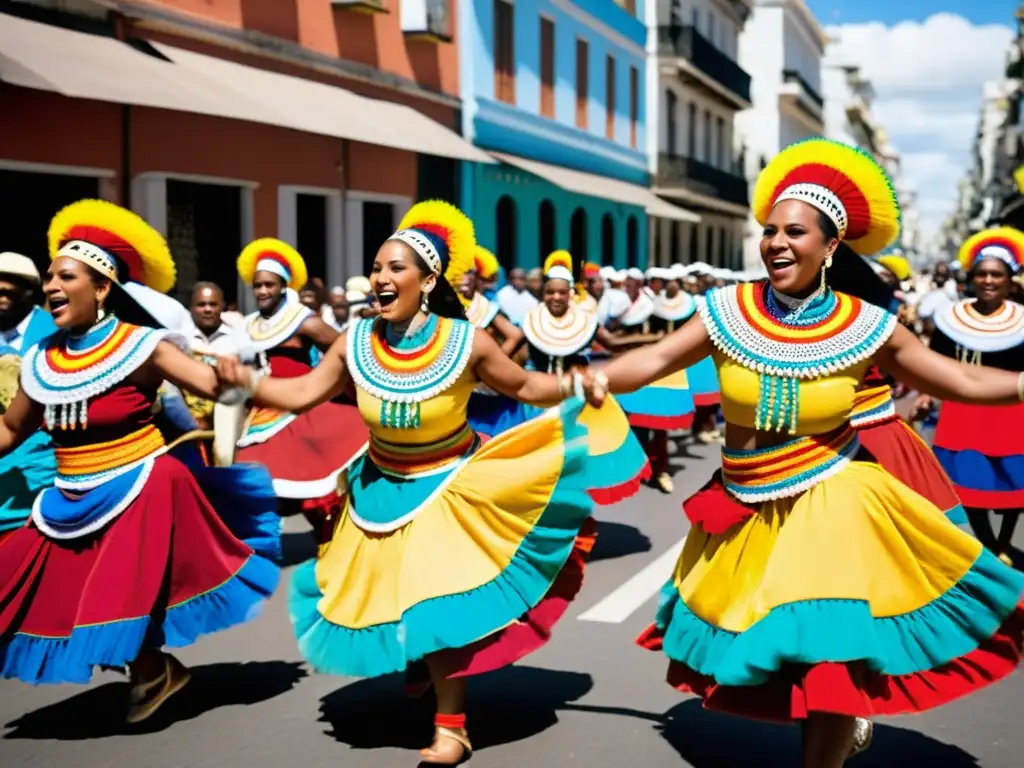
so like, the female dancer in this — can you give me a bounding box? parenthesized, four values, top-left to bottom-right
(218, 201, 593, 765)
(918, 227, 1024, 564)
(518, 250, 651, 503)
(0, 200, 279, 722)
(578, 139, 1024, 766)
(234, 238, 368, 535)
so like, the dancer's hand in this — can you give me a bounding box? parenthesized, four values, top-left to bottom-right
(215, 356, 254, 390)
(580, 369, 609, 408)
(909, 394, 933, 422)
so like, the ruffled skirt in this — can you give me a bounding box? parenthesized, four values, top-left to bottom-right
(933, 401, 1024, 510)
(237, 401, 369, 503)
(640, 461, 1023, 721)
(290, 399, 593, 678)
(0, 454, 280, 684)
(687, 356, 720, 407)
(0, 430, 56, 534)
(856, 417, 966, 524)
(617, 370, 695, 430)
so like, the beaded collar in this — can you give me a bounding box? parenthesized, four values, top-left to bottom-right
(653, 292, 697, 322)
(701, 282, 896, 433)
(21, 316, 177, 430)
(618, 291, 655, 328)
(522, 303, 598, 359)
(243, 289, 313, 353)
(576, 293, 598, 316)
(465, 292, 499, 329)
(347, 314, 474, 429)
(933, 299, 1024, 354)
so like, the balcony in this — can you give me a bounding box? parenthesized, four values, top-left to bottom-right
(657, 153, 749, 208)
(401, 0, 451, 42)
(657, 25, 751, 109)
(332, 0, 388, 13)
(780, 69, 824, 129)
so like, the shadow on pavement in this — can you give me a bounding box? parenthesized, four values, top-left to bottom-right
(658, 699, 981, 767)
(320, 665, 593, 751)
(280, 530, 317, 567)
(590, 521, 653, 562)
(3, 660, 306, 740)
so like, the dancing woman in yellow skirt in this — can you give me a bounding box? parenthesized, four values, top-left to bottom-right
(577, 139, 1024, 766)
(217, 202, 593, 765)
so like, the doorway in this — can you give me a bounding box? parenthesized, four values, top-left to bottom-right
(166, 180, 243, 305)
(361, 201, 396, 277)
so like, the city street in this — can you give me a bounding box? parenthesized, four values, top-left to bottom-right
(1, 435, 1022, 768)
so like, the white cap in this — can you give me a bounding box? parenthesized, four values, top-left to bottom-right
(599, 265, 617, 280)
(346, 276, 371, 293)
(626, 267, 645, 281)
(0, 252, 40, 283)
(670, 263, 687, 279)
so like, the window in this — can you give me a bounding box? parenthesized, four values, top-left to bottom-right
(627, 215, 639, 268)
(496, 195, 518, 270)
(540, 17, 555, 118)
(601, 214, 615, 265)
(571, 208, 588, 262)
(686, 102, 696, 156)
(494, 0, 515, 105)
(576, 38, 589, 129)
(605, 55, 616, 139)
(703, 110, 711, 162)
(716, 116, 725, 168)
(539, 200, 556, 257)
(629, 66, 639, 148)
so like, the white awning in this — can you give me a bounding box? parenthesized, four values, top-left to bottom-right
(152, 44, 494, 164)
(0, 13, 273, 120)
(0, 13, 493, 163)
(491, 152, 701, 222)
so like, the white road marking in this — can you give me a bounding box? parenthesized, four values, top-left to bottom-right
(577, 536, 685, 623)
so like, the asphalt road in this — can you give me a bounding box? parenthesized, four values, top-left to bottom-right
(1, 434, 1022, 768)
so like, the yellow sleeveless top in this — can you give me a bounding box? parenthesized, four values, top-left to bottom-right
(347, 314, 478, 476)
(701, 283, 897, 436)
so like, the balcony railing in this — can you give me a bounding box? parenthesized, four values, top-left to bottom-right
(782, 69, 823, 108)
(657, 25, 751, 104)
(401, 0, 451, 42)
(657, 153, 749, 207)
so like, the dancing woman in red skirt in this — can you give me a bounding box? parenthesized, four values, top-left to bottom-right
(0, 200, 279, 723)
(234, 239, 369, 534)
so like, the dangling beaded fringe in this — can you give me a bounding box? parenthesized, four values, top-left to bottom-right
(956, 345, 982, 366)
(755, 374, 799, 434)
(379, 399, 421, 429)
(44, 400, 88, 431)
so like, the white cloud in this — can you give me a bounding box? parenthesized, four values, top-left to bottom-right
(824, 13, 1013, 245)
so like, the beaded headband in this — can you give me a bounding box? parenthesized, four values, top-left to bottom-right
(976, 244, 1020, 274)
(57, 240, 119, 283)
(545, 265, 574, 283)
(774, 183, 849, 238)
(390, 229, 443, 276)
(256, 257, 291, 283)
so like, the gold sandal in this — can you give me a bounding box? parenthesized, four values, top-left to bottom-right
(849, 717, 873, 758)
(420, 720, 472, 765)
(126, 653, 191, 724)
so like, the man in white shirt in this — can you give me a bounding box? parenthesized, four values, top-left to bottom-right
(496, 267, 538, 326)
(189, 282, 239, 357)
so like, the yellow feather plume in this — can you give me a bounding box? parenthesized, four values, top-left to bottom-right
(876, 255, 911, 281)
(543, 250, 573, 275)
(397, 200, 476, 290)
(473, 246, 500, 280)
(237, 238, 308, 291)
(958, 227, 1024, 272)
(752, 138, 900, 256)
(48, 199, 176, 294)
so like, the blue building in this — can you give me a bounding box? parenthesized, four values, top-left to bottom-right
(460, 0, 697, 272)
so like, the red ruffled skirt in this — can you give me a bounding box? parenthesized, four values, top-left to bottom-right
(0, 455, 278, 684)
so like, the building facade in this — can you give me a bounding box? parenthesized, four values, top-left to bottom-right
(0, 0, 486, 308)
(646, 0, 753, 270)
(736, 0, 825, 268)
(461, 0, 696, 272)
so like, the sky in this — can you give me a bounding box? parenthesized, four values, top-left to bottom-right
(806, 2, 1017, 247)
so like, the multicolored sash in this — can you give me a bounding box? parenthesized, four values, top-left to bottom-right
(720, 425, 860, 503)
(850, 385, 898, 429)
(369, 422, 478, 478)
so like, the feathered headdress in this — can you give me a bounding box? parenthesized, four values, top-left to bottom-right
(876, 254, 912, 281)
(390, 200, 475, 289)
(958, 227, 1024, 274)
(543, 250, 574, 284)
(582, 262, 601, 280)
(753, 137, 901, 256)
(473, 246, 500, 280)
(48, 199, 176, 293)
(237, 238, 309, 291)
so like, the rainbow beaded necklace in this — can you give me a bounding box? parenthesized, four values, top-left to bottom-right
(701, 282, 897, 434)
(347, 314, 475, 429)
